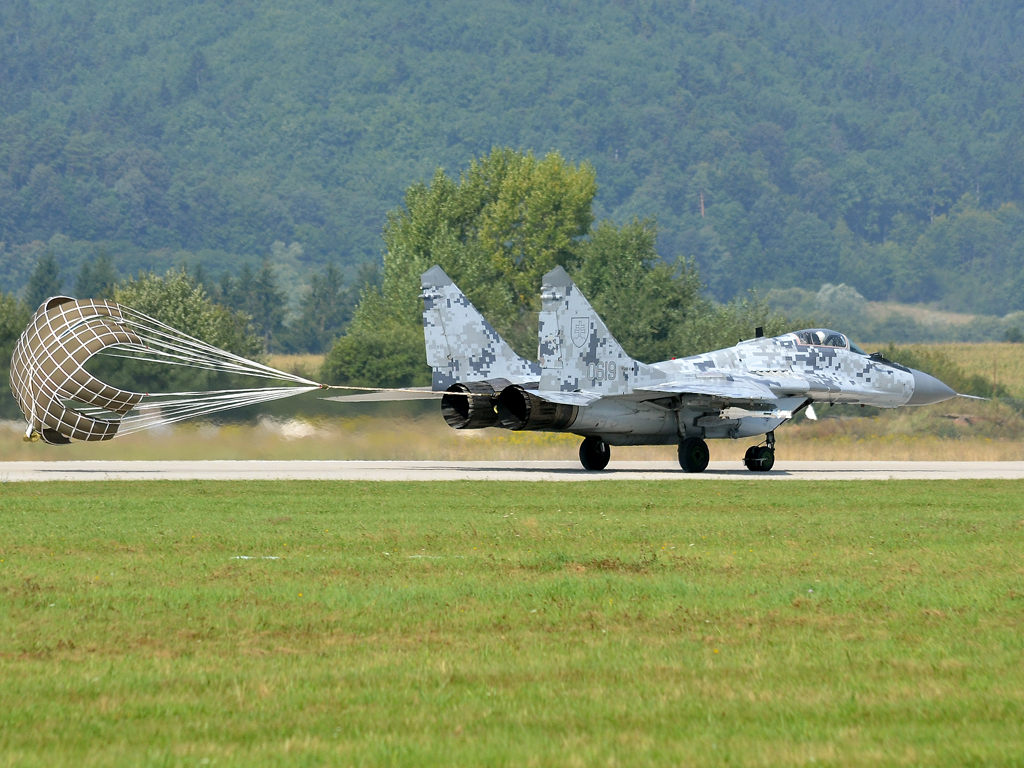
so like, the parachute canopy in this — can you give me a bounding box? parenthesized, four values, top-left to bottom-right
(10, 296, 320, 445)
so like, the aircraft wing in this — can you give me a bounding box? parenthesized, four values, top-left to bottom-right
(636, 374, 778, 402)
(529, 374, 781, 407)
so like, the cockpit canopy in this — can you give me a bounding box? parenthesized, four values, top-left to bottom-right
(793, 329, 868, 355)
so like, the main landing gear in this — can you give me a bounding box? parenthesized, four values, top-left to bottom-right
(678, 436, 710, 473)
(581, 433, 777, 474)
(579, 436, 610, 471)
(744, 431, 776, 472)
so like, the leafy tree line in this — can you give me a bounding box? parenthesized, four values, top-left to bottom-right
(2, 0, 1024, 314)
(0, 270, 256, 420)
(13, 245, 375, 354)
(0, 292, 31, 419)
(323, 148, 792, 387)
(1, 258, 375, 417)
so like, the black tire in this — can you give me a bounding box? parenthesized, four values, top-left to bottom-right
(744, 446, 775, 472)
(579, 436, 610, 471)
(678, 437, 710, 473)
(743, 445, 758, 471)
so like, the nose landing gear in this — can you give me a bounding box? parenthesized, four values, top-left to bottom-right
(744, 430, 776, 472)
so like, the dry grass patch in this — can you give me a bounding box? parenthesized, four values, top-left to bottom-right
(927, 342, 1024, 398)
(265, 353, 325, 378)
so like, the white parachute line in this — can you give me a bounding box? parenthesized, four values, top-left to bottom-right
(114, 387, 318, 436)
(98, 347, 298, 381)
(100, 346, 246, 370)
(118, 308, 318, 385)
(69, 387, 297, 417)
(118, 399, 269, 433)
(138, 335, 314, 383)
(141, 389, 307, 415)
(146, 386, 314, 399)
(111, 316, 251, 363)
(116, 392, 298, 433)
(119, 331, 257, 371)
(104, 325, 314, 383)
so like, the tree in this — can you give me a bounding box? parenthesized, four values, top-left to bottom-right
(5, 0, 1024, 317)
(24, 252, 62, 309)
(95, 269, 264, 394)
(321, 289, 431, 388)
(778, 212, 841, 286)
(113, 270, 262, 358)
(324, 148, 597, 386)
(323, 148, 789, 387)
(377, 147, 596, 353)
(159, 78, 173, 107)
(181, 50, 210, 95)
(0, 292, 31, 419)
(75, 252, 117, 299)
(220, 259, 287, 350)
(282, 263, 363, 353)
(572, 218, 703, 363)
(575, 218, 791, 360)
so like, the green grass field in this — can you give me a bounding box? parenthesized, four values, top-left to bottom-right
(1, 481, 1023, 767)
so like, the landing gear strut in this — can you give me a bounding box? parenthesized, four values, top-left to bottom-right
(744, 430, 775, 472)
(579, 436, 610, 471)
(678, 436, 710, 473)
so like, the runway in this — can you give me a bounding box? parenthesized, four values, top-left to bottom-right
(2, 460, 1024, 481)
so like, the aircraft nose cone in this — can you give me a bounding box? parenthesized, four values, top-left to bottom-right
(907, 368, 956, 405)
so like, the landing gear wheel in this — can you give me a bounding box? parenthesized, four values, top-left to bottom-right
(579, 436, 610, 471)
(744, 446, 775, 472)
(678, 437, 710, 473)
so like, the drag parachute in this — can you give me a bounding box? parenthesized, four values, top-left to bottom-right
(10, 296, 321, 445)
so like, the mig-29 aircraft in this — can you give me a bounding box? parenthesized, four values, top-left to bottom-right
(419, 264, 966, 473)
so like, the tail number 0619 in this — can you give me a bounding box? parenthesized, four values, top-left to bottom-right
(586, 361, 616, 381)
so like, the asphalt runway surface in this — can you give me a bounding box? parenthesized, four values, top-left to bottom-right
(2, 460, 1024, 481)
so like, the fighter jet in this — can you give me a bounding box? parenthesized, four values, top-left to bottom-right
(420, 264, 968, 472)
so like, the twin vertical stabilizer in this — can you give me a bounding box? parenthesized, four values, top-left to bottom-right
(420, 266, 540, 390)
(538, 266, 645, 397)
(420, 264, 647, 397)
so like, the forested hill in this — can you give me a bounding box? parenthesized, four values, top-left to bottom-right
(2, 0, 1024, 314)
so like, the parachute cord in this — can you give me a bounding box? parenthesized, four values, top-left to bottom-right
(18, 297, 483, 442)
(318, 384, 485, 397)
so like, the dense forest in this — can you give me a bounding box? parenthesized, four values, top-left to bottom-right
(2, 0, 1024, 319)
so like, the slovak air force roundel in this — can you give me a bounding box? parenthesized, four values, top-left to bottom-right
(571, 317, 590, 348)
